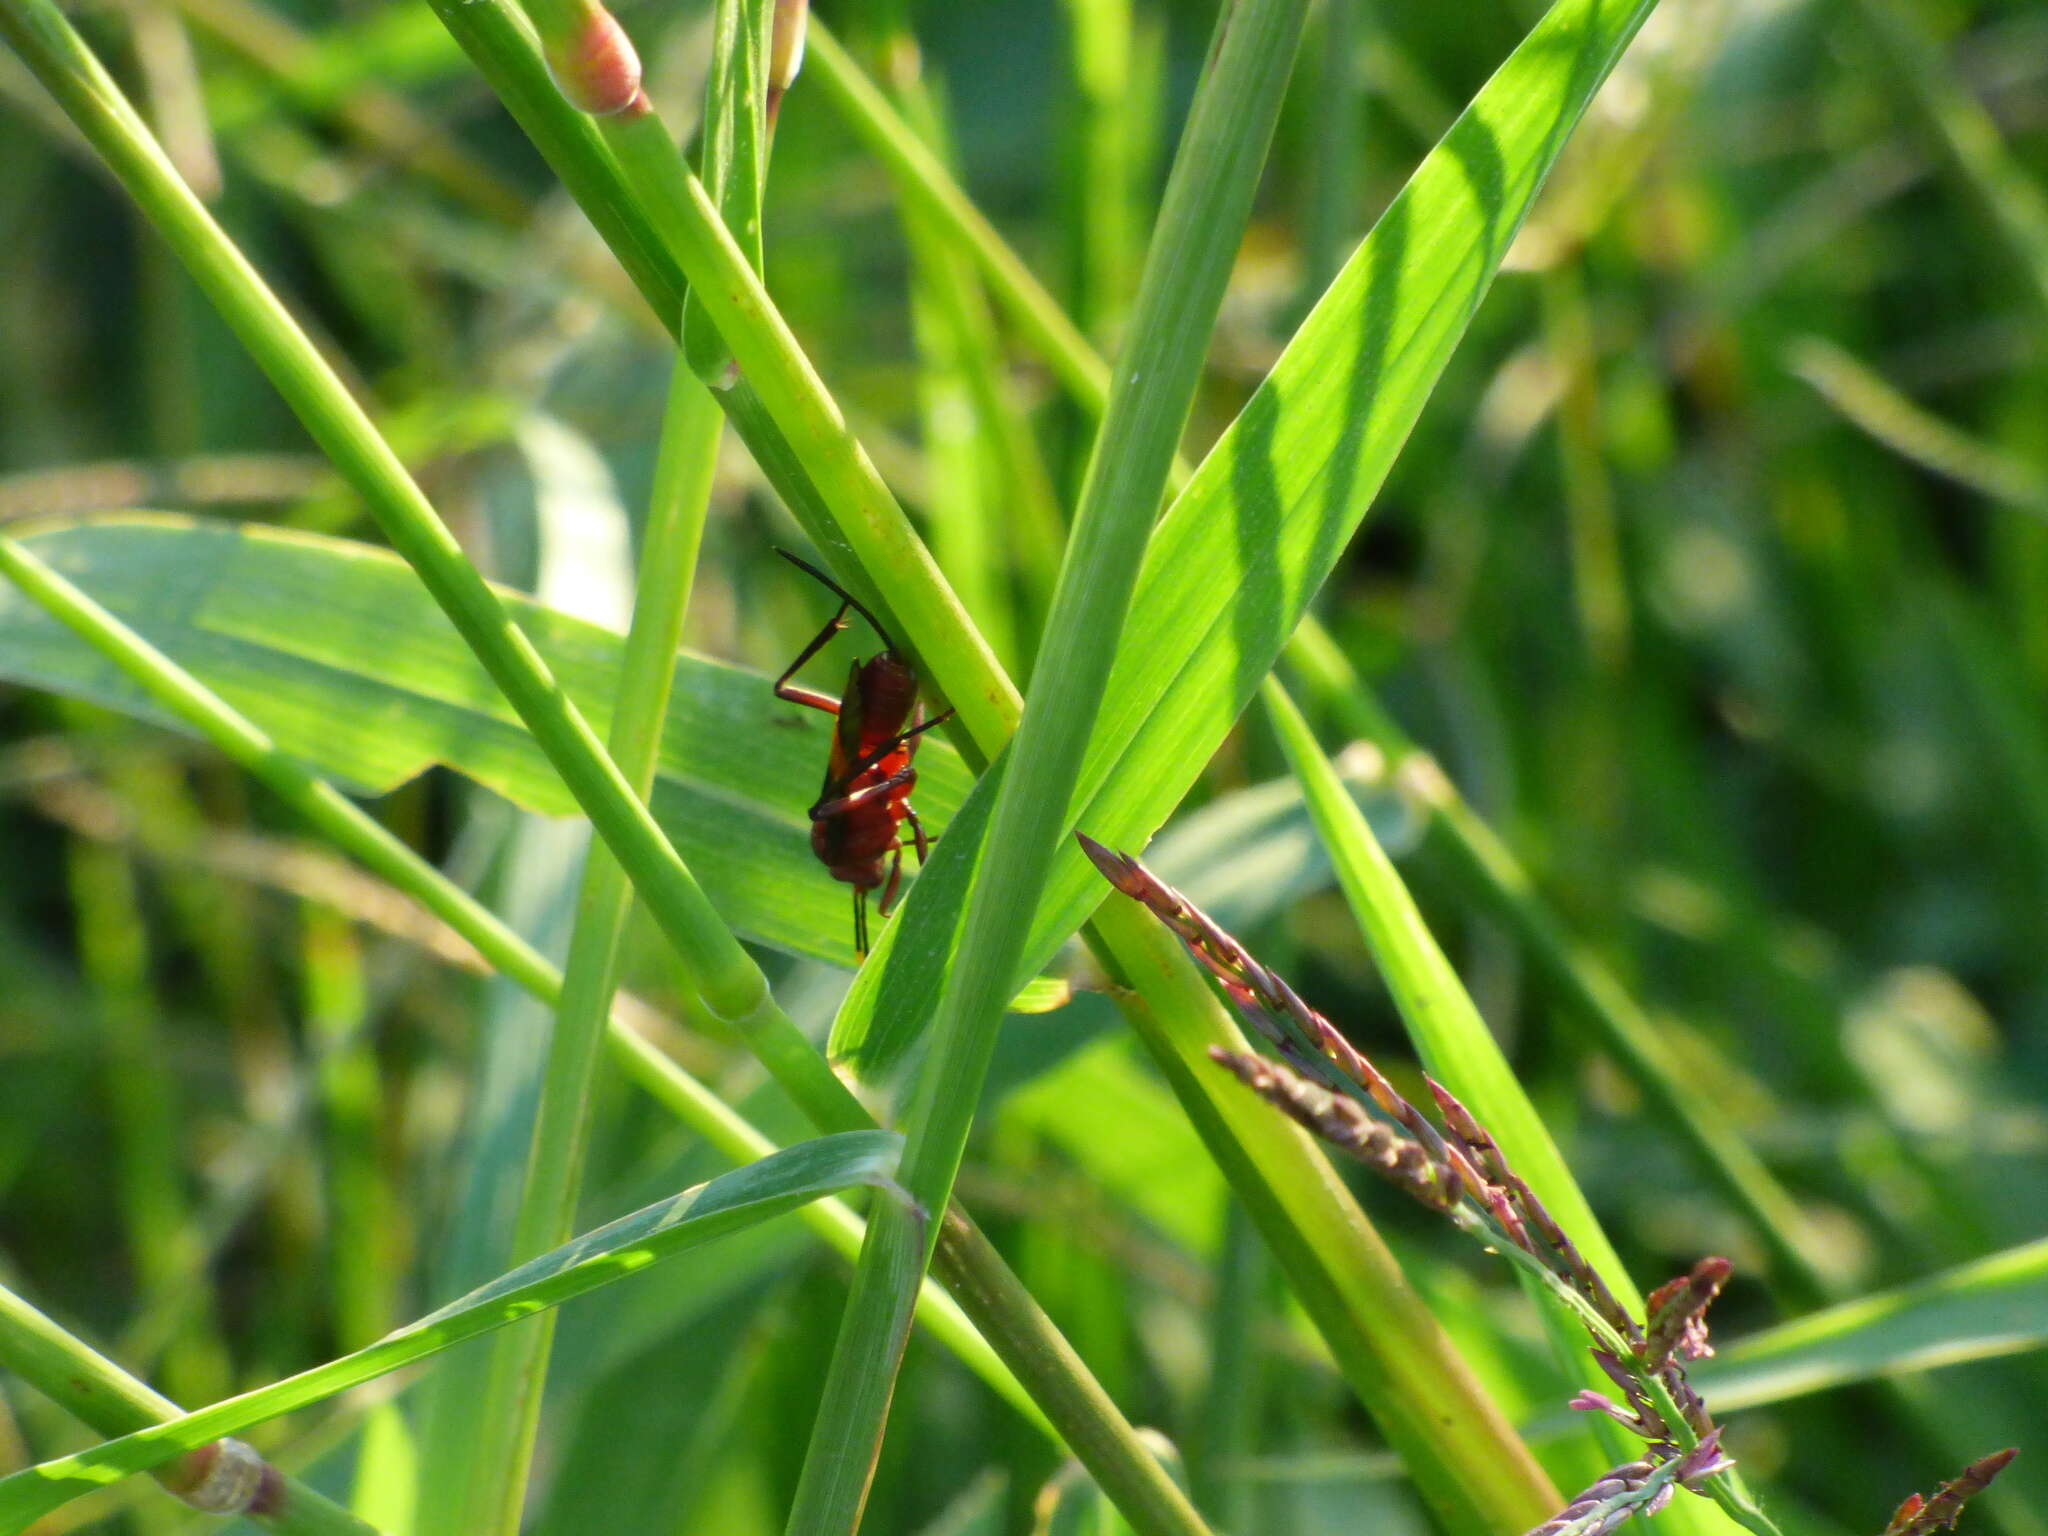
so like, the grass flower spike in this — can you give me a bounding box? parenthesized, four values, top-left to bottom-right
(1084, 837, 2019, 1536)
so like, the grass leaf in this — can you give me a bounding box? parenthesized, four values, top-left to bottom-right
(0, 1131, 905, 1529)
(1695, 1239, 2048, 1413)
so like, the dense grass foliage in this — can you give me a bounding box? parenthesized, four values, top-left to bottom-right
(0, 0, 2042, 1533)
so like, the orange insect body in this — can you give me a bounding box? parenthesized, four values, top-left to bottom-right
(773, 552, 951, 957)
(810, 654, 922, 886)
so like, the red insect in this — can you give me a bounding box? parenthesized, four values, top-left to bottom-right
(772, 549, 953, 957)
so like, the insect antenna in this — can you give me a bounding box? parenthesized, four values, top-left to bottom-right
(773, 548, 901, 657)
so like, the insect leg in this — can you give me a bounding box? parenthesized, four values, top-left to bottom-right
(773, 603, 851, 714)
(810, 764, 915, 822)
(853, 885, 869, 959)
(903, 803, 931, 864)
(878, 844, 905, 916)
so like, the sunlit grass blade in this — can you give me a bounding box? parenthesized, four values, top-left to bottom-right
(1694, 1238, 2048, 1412)
(0, 1132, 907, 1529)
(0, 1280, 382, 1534)
(786, 2, 1310, 1526)
(679, 0, 768, 384)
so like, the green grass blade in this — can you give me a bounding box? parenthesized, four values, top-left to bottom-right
(805, 20, 1111, 421)
(785, 0, 1310, 1522)
(0, 1132, 906, 1529)
(1788, 335, 2048, 516)
(0, 1282, 382, 1534)
(1694, 1238, 2048, 1412)
(830, 0, 1666, 1075)
(680, 0, 768, 383)
(1057, 0, 1147, 346)
(61, 824, 230, 1405)
(406, 804, 586, 1536)
(892, 58, 1065, 668)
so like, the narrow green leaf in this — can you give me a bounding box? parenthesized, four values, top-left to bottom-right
(831, 0, 1666, 1073)
(0, 1132, 905, 1528)
(455, 380, 722, 1534)
(681, 0, 770, 382)
(0, 1282, 382, 1535)
(1788, 335, 2048, 516)
(1694, 1238, 2048, 1413)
